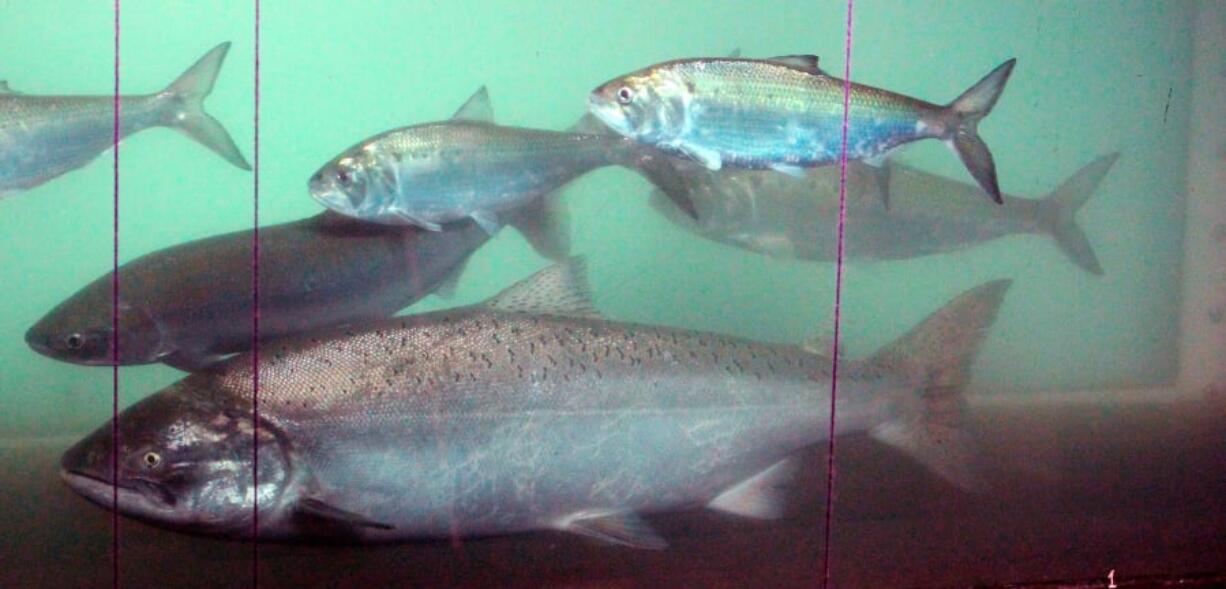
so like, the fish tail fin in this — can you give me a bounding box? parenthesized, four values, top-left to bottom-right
(941, 59, 1016, 205)
(506, 194, 571, 262)
(161, 42, 251, 171)
(1037, 153, 1119, 276)
(865, 279, 1012, 491)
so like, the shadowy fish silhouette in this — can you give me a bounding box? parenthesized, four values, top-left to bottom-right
(650, 154, 1119, 275)
(26, 212, 489, 371)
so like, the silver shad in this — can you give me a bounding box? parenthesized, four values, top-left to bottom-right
(0, 42, 249, 194)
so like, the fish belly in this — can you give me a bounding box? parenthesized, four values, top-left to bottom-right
(683, 105, 924, 169)
(291, 383, 825, 540)
(377, 131, 602, 225)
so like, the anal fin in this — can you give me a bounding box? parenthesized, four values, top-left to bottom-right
(557, 509, 667, 550)
(707, 457, 799, 520)
(770, 163, 807, 179)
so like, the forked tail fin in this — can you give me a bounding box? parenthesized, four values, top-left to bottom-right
(866, 280, 1012, 491)
(161, 42, 251, 171)
(1038, 153, 1120, 275)
(944, 59, 1016, 204)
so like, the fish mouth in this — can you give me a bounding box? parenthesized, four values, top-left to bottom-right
(62, 469, 180, 515)
(308, 182, 361, 216)
(61, 468, 125, 507)
(22, 327, 54, 358)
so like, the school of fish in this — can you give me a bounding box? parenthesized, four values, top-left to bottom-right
(0, 41, 1127, 550)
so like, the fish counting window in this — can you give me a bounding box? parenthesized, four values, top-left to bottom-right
(1, 1, 1222, 589)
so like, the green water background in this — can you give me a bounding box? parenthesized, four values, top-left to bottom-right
(0, 1, 1195, 437)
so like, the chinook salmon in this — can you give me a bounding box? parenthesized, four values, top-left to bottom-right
(0, 42, 249, 194)
(25, 212, 489, 371)
(309, 86, 696, 252)
(649, 154, 1119, 274)
(589, 55, 1015, 203)
(61, 259, 1009, 548)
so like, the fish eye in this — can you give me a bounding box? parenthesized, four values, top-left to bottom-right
(616, 86, 633, 105)
(65, 333, 84, 350)
(335, 169, 351, 185)
(142, 452, 162, 469)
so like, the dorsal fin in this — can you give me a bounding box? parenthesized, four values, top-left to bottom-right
(0, 81, 17, 94)
(767, 55, 824, 75)
(451, 86, 494, 123)
(726, 47, 742, 58)
(484, 257, 601, 319)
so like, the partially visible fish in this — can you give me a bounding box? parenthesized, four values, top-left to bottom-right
(309, 86, 696, 253)
(25, 212, 489, 371)
(650, 154, 1119, 274)
(589, 55, 1015, 203)
(60, 259, 1010, 548)
(0, 42, 250, 194)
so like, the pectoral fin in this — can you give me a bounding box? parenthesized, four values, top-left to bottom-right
(295, 497, 394, 530)
(557, 509, 667, 550)
(707, 457, 799, 520)
(770, 163, 807, 179)
(161, 351, 230, 373)
(387, 209, 443, 231)
(862, 157, 892, 211)
(469, 209, 503, 235)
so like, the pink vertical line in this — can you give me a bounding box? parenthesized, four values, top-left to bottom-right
(111, 1, 121, 588)
(252, 0, 262, 586)
(822, 0, 855, 586)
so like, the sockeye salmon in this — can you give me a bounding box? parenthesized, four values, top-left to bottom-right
(26, 212, 489, 371)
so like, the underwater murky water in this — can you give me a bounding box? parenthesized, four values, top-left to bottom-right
(0, 1, 1222, 587)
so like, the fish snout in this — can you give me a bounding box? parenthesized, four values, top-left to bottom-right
(587, 92, 628, 135)
(60, 430, 115, 491)
(23, 325, 53, 357)
(308, 170, 331, 199)
(309, 169, 366, 214)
